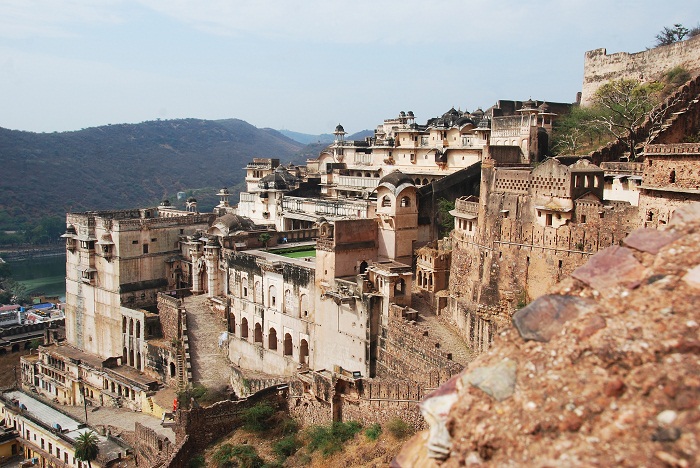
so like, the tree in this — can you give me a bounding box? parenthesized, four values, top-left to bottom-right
(258, 233, 271, 250)
(74, 431, 99, 468)
(590, 78, 663, 159)
(436, 198, 455, 239)
(551, 106, 607, 155)
(655, 23, 690, 46)
(655, 23, 689, 46)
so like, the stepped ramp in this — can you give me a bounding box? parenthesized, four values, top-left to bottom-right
(182, 294, 232, 392)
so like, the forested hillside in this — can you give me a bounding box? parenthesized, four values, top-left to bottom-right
(0, 118, 304, 244)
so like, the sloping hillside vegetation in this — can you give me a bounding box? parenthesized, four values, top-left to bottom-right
(0, 118, 303, 242)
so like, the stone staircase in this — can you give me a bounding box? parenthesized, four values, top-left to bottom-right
(412, 295, 474, 366)
(646, 95, 700, 145)
(182, 294, 232, 392)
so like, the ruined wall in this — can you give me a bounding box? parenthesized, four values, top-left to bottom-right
(376, 305, 462, 386)
(581, 34, 700, 106)
(174, 386, 286, 452)
(130, 422, 180, 467)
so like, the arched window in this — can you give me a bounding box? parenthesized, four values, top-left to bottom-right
(268, 328, 278, 350)
(422, 178, 428, 186)
(415, 178, 421, 185)
(254, 281, 262, 304)
(382, 196, 391, 207)
(284, 333, 293, 356)
(284, 289, 294, 314)
(269, 285, 277, 308)
(300, 339, 309, 365)
(254, 323, 263, 343)
(400, 196, 411, 207)
(300, 294, 309, 317)
(670, 170, 676, 183)
(135, 320, 140, 339)
(136, 352, 141, 370)
(241, 318, 249, 338)
(129, 318, 134, 336)
(122, 317, 127, 333)
(395, 278, 406, 296)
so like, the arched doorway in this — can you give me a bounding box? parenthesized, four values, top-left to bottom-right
(241, 318, 249, 338)
(359, 261, 368, 274)
(254, 323, 263, 343)
(169, 362, 176, 378)
(268, 328, 278, 350)
(299, 339, 309, 364)
(283, 333, 293, 356)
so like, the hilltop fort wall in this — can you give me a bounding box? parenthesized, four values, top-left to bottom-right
(581, 34, 700, 106)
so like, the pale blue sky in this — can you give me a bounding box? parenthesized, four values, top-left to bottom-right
(1, 0, 698, 135)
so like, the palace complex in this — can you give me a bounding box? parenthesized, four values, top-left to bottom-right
(8, 36, 700, 467)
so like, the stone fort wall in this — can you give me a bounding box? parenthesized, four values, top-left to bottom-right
(581, 34, 700, 106)
(448, 167, 640, 351)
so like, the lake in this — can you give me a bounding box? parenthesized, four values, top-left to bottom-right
(5, 254, 66, 301)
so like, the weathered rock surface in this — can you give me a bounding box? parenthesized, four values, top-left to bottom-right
(394, 204, 700, 467)
(512, 295, 598, 342)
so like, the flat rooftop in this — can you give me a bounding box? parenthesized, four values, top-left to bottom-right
(3, 390, 127, 462)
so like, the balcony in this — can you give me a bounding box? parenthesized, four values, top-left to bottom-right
(337, 176, 380, 190)
(455, 199, 479, 216)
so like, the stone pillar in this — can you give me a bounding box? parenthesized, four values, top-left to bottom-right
(205, 241, 220, 298)
(191, 252, 203, 295)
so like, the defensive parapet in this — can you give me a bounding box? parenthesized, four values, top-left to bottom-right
(581, 34, 700, 107)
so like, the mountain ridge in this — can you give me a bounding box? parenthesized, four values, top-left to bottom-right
(0, 118, 305, 234)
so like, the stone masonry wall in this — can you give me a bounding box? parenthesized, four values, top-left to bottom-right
(130, 422, 180, 467)
(448, 162, 640, 352)
(377, 305, 463, 387)
(157, 293, 181, 342)
(288, 376, 426, 431)
(643, 144, 700, 189)
(581, 34, 700, 106)
(174, 386, 286, 453)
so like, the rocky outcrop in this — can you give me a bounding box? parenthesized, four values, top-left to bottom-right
(394, 203, 700, 467)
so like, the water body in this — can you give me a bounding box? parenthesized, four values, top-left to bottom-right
(5, 253, 66, 301)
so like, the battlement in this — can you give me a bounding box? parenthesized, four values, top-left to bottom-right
(581, 35, 700, 106)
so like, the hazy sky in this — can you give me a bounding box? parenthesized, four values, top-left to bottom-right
(1, 1, 698, 135)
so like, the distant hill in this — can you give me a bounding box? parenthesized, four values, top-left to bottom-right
(0, 119, 304, 232)
(277, 130, 334, 145)
(278, 129, 374, 145)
